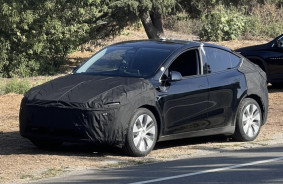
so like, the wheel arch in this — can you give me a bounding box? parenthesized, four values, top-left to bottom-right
(139, 105, 163, 141)
(233, 96, 263, 141)
(245, 94, 266, 125)
(246, 56, 268, 74)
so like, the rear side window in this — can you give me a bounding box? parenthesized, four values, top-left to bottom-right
(201, 47, 240, 74)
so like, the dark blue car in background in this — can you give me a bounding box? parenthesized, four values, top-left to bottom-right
(236, 34, 283, 85)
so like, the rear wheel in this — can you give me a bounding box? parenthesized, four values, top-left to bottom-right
(123, 108, 158, 157)
(233, 98, 262, 141)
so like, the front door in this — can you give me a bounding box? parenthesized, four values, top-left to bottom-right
(266, 36, 283, 82)
(160, 76, 209, 134)
(157, 49, 210, 135)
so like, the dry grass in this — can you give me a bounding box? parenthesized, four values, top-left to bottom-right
(241, 3, 283, 39)
(251, 3, 283, 25)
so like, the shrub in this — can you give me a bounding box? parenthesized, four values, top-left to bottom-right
(198, 2, 283, 41)
(0, 81, 5, 95)
(199, 5, 246, 41)
(5, 78, 30, 94)
(0, 1, 112, 78)
(244, 3, 283, 39)
(163, 13, 202, 36)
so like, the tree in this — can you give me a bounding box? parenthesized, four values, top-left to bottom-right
(108, 0, 177, 39)
(3, 0, 277, 77)
(0, 0, 117, 77)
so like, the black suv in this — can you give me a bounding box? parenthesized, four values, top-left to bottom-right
(20, 40, 269, 156)
(236, 34, 283, 84)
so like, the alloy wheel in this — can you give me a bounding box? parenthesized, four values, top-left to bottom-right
(242, 104, 261, 138)
(132, 114, 156, 152)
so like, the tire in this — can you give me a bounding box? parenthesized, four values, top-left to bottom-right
(233, 98, 262, 141)
(123, 108, 158, 157)
(30, 138, 63, 148)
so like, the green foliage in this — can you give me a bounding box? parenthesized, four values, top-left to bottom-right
(109, 0, 176, 16)
(179, 0, 283, 41)
(0, 0, 112, 78)
(108, 0, 177, 33)
(199, 5, 246, 41)
(163, 15, 202, 35)
(0, 0, 282, 78)
(4, 78, 30, 94)
(244, 3, 283, 39)
(0, 81, 5, 95)
(179, 0, 283, 19)
(0, 76, 54, 95)
(244, 17, 283, 39)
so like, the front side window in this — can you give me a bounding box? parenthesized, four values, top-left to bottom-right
(76, 46, 172, 77)
(169, 49, 199, 77)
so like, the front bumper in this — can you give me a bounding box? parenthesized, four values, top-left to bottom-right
(19, 100, 128, 146)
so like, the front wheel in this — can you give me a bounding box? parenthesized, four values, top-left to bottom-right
(233, 98, 262, 141)
(123, 108, 158, 157)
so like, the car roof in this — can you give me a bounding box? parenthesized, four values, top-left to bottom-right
(110, 39, 232, 52)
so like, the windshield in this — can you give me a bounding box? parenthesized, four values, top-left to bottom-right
(75, 46, 172, 77)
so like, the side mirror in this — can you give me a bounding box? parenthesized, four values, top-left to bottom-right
(72, 66, 79, 73)
(170, 71, 182, 81)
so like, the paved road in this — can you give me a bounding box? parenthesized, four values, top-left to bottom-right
(37, 144, 283, 184)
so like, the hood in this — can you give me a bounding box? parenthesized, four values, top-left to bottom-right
(236, 34, 283, 53)
(235, 43, 270, 53)
(24, 74, 155, 109)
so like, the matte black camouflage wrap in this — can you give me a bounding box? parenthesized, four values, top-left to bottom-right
(238, 59, 269, 125)
(20, 74, 157, 146)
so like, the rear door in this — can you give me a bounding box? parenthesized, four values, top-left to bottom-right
(201, 47, 243, 128)
(266, 36, 283, 82)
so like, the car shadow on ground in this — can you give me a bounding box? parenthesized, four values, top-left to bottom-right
(0, 131, 235, 157)
(0, 131, 124, 157)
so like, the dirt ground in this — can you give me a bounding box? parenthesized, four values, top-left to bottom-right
(0, 33, 282, 184)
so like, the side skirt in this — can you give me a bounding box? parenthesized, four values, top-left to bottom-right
(158, 126, 235, 142)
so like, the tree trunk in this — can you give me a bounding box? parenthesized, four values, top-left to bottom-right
(140, 11, 165, 39)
